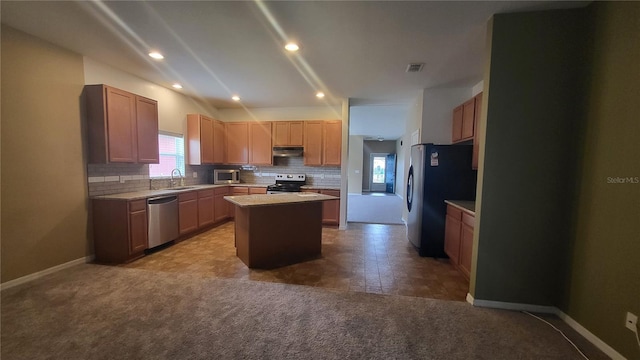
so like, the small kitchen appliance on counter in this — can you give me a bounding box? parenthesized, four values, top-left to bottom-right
(266, 174, 306, 194)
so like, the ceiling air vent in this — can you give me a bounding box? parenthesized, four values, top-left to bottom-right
(406, 63, 425, 73)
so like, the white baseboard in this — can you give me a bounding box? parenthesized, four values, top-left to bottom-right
(467, 293, 626, 360)
(1, 255, 93, 291)
(556, 309, 626, 360)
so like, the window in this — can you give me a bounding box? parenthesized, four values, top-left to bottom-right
(149, 133, 185, 178)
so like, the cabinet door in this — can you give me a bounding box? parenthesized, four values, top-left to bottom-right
(444, 214, 461, 266)
(320, 190, 340, 225)
(135, 96, 159, 163)
(178, 192, 198, 235)
(249, 122, 272, 165)
(461, 98, 475, 141)
(201, 117, 214, 164)
(304, 121, 323, 166)
(213, 120, 226, 164)
(273, 122, 290, 146)
(226, 122, 249, 164)
(128, 200, 148, 255)
(289, 122, 304, 146)
(459, 223, 474, 279)
(214, 194, 228, 222)
(452, 105, 463, 143)
(106, 86, 137, 162)
(197, 190, 214, 228)
(323, 121, 342, 166)
(472, 92, 483, 170)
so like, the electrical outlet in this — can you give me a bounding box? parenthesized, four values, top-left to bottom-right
(192, 172, 197, 178)
(626, 312, 638, 332)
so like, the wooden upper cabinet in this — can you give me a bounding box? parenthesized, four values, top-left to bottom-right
(274, 121, 303, 146)
(461, 98, 475, 141)
(213, 119, 226, 164)
(187, 114, 216, 165)
(323, 121, 342, 166)
(249, 122, 272, 165)
(472, 92, 483, 170)
(452, 105, 464, 143)
(85, 85, 159, 164)
(304, 121, 324, 166)
(135, 96, 159, 163)
(225, 122, 249, 164)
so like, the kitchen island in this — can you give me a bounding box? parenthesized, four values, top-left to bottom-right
(224, 193, 338, 269)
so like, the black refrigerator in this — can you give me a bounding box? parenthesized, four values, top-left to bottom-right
(406, 144, 477, 257)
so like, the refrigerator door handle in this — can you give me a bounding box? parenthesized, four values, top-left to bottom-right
(406, 165, 414, 212)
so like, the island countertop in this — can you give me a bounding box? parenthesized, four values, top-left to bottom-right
(225, 193, 338, 208)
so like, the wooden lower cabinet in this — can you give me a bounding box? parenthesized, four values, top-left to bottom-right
(178, 191, 199, 235)
(197, 189, 215, 228)
(444, 204, 475, 280)
(249, 187, 267, 195)
(303, 189, 340, 226)
(93, 199, 148, 263)
(214, 187, 230, 222)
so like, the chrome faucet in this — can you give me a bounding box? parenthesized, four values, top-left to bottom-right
(170, 168, 184, 188)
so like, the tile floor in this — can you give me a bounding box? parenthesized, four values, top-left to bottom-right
(124, 221, 470, 301)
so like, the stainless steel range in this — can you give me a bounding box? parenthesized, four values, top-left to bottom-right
(266, 174, 306, 194)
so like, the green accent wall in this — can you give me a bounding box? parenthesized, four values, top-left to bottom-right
(561, 2, 640, 359)
(474, 9, 588, 305)
(474, 3, 640, 358)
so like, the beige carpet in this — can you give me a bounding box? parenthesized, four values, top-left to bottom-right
(347, 194, 404, 224)
(1, 264, 607, 360)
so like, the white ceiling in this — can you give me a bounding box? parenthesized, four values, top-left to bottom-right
(1, 1, 586, 138)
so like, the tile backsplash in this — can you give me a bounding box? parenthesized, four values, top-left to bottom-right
(87, 157, 341, 197)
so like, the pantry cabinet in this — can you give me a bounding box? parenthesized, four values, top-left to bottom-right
(92, 198, 148, 263)
(304, 120, 342, 166)
(274, 121, 304, 146)
(85, 84, 159, 164)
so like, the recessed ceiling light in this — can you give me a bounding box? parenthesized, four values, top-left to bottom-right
(148, 52, 164, 60)
(172, 83, 183, 89)
(232, 95, 241, 101)
(285, 42, 299, 52)
(316, 92, 325, 98)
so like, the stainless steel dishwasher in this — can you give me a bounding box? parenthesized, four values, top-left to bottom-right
(147, 195, 179, 248)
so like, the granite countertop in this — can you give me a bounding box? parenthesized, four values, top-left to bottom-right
(92, 184, 229, 201)
(301, 185, 341, 191)
(224, 193, 338, 208)
(444, 200, 476, 215)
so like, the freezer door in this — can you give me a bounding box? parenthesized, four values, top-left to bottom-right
(406, 145, 424, 248)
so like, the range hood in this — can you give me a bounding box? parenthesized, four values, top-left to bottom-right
(273, 146, 304, 157)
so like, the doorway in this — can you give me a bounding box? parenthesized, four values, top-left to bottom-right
(369, 153, 397, 193)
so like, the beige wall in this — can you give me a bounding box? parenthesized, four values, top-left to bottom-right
(421, 87, 472, 144)
(347, 136, 364, 194)
(1, 26, 89, 282)
(561, 2, 640, 358)
(83, 57, 218, 135)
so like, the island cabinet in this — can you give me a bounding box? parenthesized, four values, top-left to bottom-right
(214, 187, 230, 222)
(85, 84, 159, 164)
(187, 114, 224, 165)
(472, 92, 483, 170)
(444, 203, 475, 280)
(197, 189, 215, 228)
(273, 121, 303, 146)
(92, 199, 148, 263)
(303, 189, 340, 226)
(178, 191, 198, 235)
(304, 120, 342, 166)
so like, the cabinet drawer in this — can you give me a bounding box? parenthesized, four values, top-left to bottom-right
(198, 189, 214, 198)
(178, 191, 198, 202)
(129, 199, 146, 212)
(249, 187, 267, 195)
(214, 186, 229, 195)
(446, 205, 463, 220)
(462, 213, 475, 228)
(232, 187, 249, 195)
